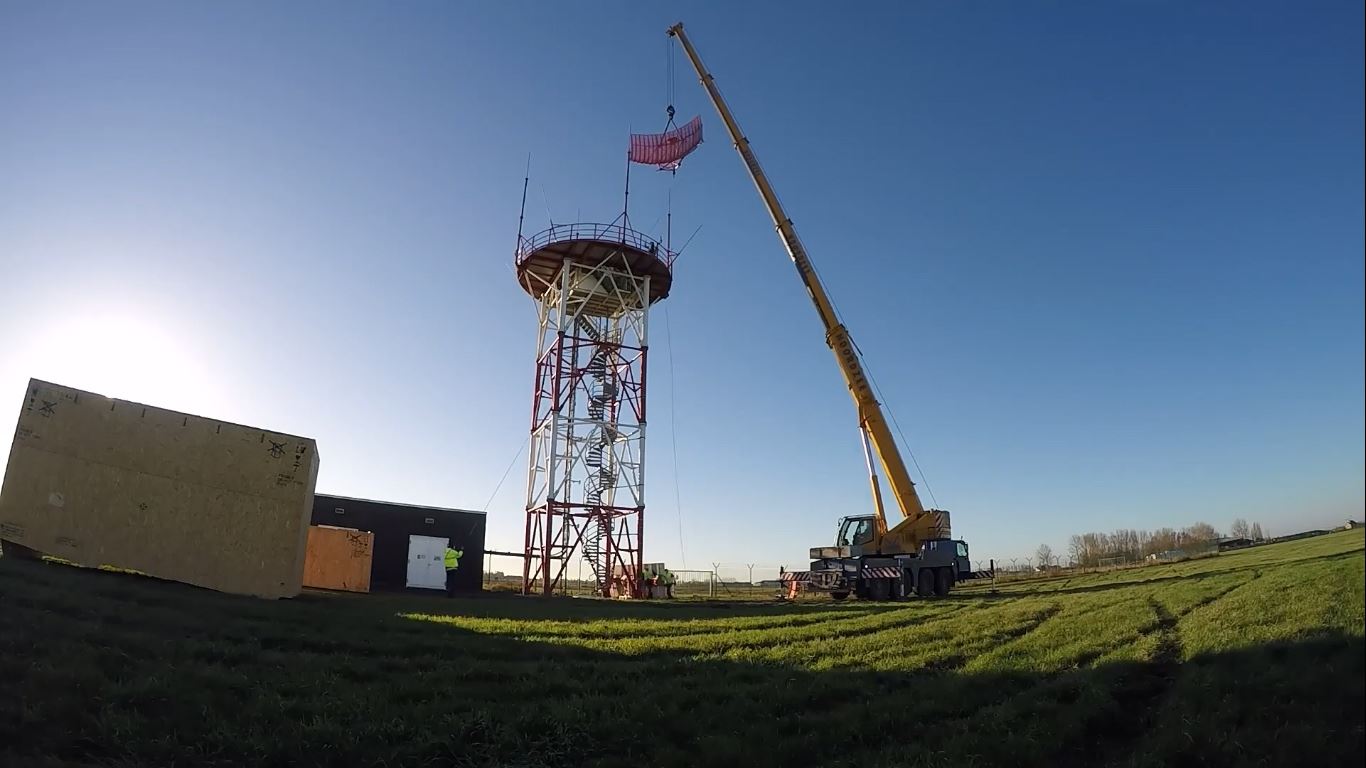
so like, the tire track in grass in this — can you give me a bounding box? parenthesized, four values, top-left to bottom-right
(1174, 557, 1356, 658)
(477, 602, 968, 657)
(706, 600, 1068, 740)
(1081, 570, 1257, 668)
(849, 601, 1063, 676)
(1066, 570, 1264, 765)
(459, 601, 979, 675)
(963, 587, 1157, 675)
(686, 602, 1069, 756)
(742, 601, 1070, 754)
(619, 604, 969, 658)
(1079, 597, 1182, 766)
(1130, 553, 1363, 768)
(403, 605, 885, 641)
(717, 604, 988, 669)
(902, 580, 1244, 763)
(883, 588, 1200, 766)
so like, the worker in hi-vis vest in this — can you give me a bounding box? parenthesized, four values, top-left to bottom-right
(443, 544, 462, 597)
(639, 565, 654, 598)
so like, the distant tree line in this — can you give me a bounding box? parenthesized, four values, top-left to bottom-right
(1230, 518, 1264, 540)
(1060, 518, 1267, 568)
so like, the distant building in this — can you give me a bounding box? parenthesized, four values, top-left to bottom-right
(1269, 529, 1330, 544)
(1217, 537, 1253, 552)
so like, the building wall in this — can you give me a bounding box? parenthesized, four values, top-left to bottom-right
(0, 379, 319, 598)
(310, 494, 486, 591)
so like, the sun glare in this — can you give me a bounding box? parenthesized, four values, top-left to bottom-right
(20, 310, 232, 418)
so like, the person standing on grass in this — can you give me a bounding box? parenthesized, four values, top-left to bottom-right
(443, 543, 462, 597)
(640, 565, 655, 598)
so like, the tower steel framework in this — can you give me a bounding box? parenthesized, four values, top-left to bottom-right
(515, 222, 674, 596)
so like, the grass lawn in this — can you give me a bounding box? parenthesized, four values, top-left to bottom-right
(2, 530, 1362, 767)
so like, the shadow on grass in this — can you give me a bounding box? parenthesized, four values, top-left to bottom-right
(365, 590, 890, 622)
(1, 555, 1362, 768)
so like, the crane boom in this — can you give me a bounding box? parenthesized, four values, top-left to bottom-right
(668, 23, 947, 544)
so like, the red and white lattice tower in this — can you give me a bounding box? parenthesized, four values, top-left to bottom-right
(515, 222, 674, 596)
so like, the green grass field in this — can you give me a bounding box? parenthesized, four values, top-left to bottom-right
(2, 531, 1362, 767)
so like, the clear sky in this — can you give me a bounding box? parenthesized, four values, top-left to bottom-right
(2, 1, 1362, 576)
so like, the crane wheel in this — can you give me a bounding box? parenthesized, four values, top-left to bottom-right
(916, 570, 934, 597)
(868, 579, 892, 601)
(934, 567, 953, 597)
(829, 591, 850, 602)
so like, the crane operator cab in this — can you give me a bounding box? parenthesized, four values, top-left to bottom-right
(811, 515, 880, 559)
(836, 516, 877, 549)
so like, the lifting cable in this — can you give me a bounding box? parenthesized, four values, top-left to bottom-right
(663, 303, 688, 571)
(482, 434, 529, 512)
(659, 33, 689, 568)
(865, 366, 940, 509)
(805, 250, 942, 509)
(665, 33, 678, 131)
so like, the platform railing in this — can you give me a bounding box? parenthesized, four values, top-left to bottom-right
(516, 222, 677, 268)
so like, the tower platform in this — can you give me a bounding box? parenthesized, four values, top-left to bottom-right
(516, 223, 674, 314)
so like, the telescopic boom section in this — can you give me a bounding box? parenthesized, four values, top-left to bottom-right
(668, 23, 929, 532)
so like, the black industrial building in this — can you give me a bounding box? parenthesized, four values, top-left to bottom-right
(311, 493, 486, 592)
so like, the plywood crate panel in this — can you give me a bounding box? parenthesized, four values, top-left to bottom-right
(302, 525, 373, 593)
(0, 379, 319, 598)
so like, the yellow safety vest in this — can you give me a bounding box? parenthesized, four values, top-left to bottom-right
(444, 548, 462, 570)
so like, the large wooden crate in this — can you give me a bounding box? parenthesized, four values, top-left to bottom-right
(302, 525, 373, 593)
(0, 379, 319, 598)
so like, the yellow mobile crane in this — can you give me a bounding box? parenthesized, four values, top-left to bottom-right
(669, 23, 991, 599)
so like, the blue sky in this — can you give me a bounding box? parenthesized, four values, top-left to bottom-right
(2, 1, 1362, 575)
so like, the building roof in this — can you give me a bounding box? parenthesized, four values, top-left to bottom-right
(314, 492, 486, 516)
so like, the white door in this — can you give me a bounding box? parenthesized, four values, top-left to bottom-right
(406, 535, 449, 589)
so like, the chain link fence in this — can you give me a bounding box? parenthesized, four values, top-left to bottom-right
(474, 532, 1330, 596)
(479, 554, 796, 599)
